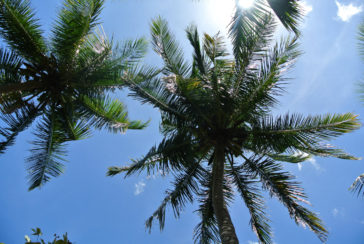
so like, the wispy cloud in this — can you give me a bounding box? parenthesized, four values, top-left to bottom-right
(332, 208, 339, 217)
(300, 1, 313, 16)
(294, 151, 321, 171)
(248, 241, 259, 244)
(134, 180, 146, 195)
(332, 207, 345, 217)
(336, 1, 363, 22)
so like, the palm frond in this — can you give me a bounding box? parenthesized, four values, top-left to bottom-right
(244, 156, 328, 242)
(203, 32, 228, 63)
(52, 0, 104, 61)
(78, 95, 147, 133)
(0, 0, 46, 62)
(145, 163, 204, 232)
(238, 36, 300, 116)
(249, 113, 360, 154)
(186, 24, 208, 76)
(59, 105, 91, 140)
(193, 171, 220, 244)
(151, 16, 190, 76)
(0, 103, 39, 153)
(267, 152, 311, 163)
(124, 75, 187, 119)
(296, 145, 359, 160)
(227, 160, 272, 244)
(115, 37, 148, 67)
(267, 0, 302, 35)
(229, 2, 274, 68)
(0, 47, 22, 83)
(349, 173, 364, 197)
(27, 110, 69, 190)
(107, 132, 195, 177)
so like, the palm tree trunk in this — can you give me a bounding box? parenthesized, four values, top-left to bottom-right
(211, 145, 239, 244)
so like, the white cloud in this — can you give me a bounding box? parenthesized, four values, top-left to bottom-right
(332, 207, 346, 217)
(293, 151, 320, 171)
(308, 157, 321, 171)
(300, 1, 313, 16)
(332, 208, 339, 217)
(248, 241, 259, 244)
(134, 180, 146, 195)
(336, 1, 363, 22)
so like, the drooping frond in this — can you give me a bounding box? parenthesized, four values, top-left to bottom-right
(145, 163, 204, 232)
(0, 48, 23, 100)
(58, 105, 91, 141)
(78, 95, 147, 133)
(0, 47, 22, 83)
(244, 156, 328, 242)
(0, 103, 39, 153)
(52, 0, 104, 61)
(267, 0, 302, 35)
(193, 171, 220, 244)
(0, 0, 46, 62)
(349, 173, 364, 197)
(27, 111, 69, 190)
(151, 17, 190, 76)
(107, 132, 196, 177)
(227, 160, 272, 244)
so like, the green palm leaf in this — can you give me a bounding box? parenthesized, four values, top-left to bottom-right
(27, 110, 69, 191)
(78, 95, 147, 133)
(151, 17, 190, 76)
(244, 156, 328, 242)
(349, 174, 364, 197)
(52, 0, 103, 62)
(145, 163, 204, 231)
(0, 0, 46, 62)
(0, 103, 39, 153)
(228, 160, 272, 243)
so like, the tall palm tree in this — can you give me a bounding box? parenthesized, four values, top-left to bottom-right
(350, 17, 364, 197)
(0, 0, 147, 190)
(108, 11, 360, 244)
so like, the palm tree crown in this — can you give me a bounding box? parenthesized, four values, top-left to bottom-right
(108, 9, 360, 244)
(0, 0, 147, 190)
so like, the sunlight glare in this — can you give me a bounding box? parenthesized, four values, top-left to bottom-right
(206, 0, 235, 28)
(239, 0, 254, 9)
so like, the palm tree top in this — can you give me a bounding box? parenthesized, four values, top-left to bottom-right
(109, 12, 360, 244)
(0, 0, 148, 190)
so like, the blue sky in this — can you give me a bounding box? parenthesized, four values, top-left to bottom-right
(1, 0, 364, 243)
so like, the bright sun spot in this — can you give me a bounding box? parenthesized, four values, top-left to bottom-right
(206, 0, 235, 28)
(239, 0, 254, 9)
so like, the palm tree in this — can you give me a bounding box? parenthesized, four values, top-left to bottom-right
(0, 0, 147, 190)
(350, 17, 364, 197)
(108, 11, 360, 244)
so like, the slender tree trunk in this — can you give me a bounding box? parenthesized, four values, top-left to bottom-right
(211, 145, 239, 244)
